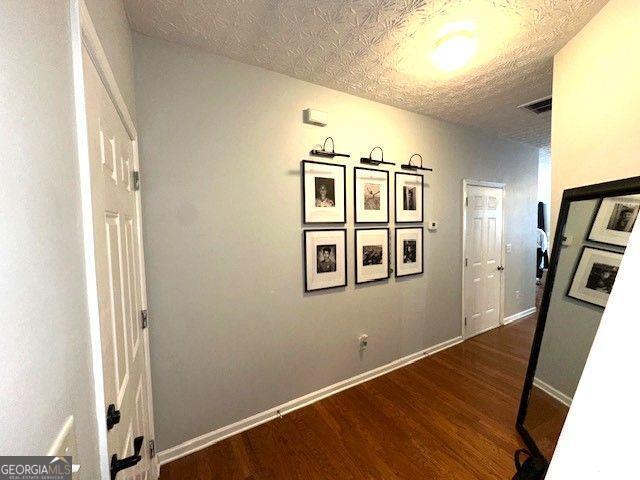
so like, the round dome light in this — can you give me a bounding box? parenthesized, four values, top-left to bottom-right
(431, 29, 477, 72)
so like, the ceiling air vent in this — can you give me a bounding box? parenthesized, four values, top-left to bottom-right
(518, 96, 552, 114)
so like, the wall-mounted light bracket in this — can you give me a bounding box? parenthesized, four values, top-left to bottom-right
(310, 137, 350, 159)
(401, 153, 433, 172)
(360, 146, 396, 166)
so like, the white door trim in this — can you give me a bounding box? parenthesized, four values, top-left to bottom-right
(70, 2, 158, 478)
(461, 179, 507, 340)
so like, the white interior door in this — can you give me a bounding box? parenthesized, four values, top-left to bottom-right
(464, 184, 504, 339)
(83, 46, 153, 480)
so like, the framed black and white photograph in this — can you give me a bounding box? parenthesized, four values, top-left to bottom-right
(395, 227, 423, 277)
(354, 167, 389, 223)
(355, 228, 389, 284)
(302, 160, 346, 224)
(567, 246, 623, 308)
(395, 172, 423, 223)
(304, 229, 347, 292)
(588, 194, 640, 247)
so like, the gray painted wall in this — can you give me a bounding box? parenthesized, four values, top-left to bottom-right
(535, 199, 621, 398)
(132, 33, 539, 452)
(0, 0, 135, 476)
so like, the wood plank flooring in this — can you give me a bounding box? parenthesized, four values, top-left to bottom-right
(161, 313, 539, 479)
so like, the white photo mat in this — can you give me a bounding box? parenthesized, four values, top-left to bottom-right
(395, 227, 423, 277)
(355, 228, 389, 284)
(302, 160, 346, 224)
(567, 247, 623, 308)
(588, 194, 640, 247)
(304, 229, 347, 292)
(354, 167, 389, 223)
(395, 172, 423, 223)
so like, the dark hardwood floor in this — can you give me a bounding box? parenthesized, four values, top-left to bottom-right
(161, 312, 540, 479)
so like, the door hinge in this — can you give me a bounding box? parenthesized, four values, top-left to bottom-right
(464, 317, 467, 326)
(149, 439, 156, 458)
(133, 171, 140, 191)
(465, 258, 468, 267)
(140, 309, 148, 329)
(465, 196, 469, 207)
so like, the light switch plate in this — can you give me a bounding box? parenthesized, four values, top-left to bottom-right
(506, 243, 512, 253)
(48, 416, 80, 479)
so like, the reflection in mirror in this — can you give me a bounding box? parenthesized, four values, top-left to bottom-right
(517, 179, 640, 465)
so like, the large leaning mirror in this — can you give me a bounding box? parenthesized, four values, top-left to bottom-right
(516, 176, 640, 466)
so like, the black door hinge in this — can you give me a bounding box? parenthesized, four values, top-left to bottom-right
(464, 317, 467, 326)
(149, 439, 156, 458)
(133, 171, 140, 191)
(141, 309, 148, 329)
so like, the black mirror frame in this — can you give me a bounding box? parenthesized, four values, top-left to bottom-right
(516, 175, 640, 460)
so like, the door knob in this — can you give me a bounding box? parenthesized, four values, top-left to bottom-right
(106, 404, 121, 430)
(110, 436, 144, 480)
(497, 265, 505, 271)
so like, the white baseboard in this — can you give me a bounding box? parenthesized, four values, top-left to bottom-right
(533, 377, 573, 408)
(503, 306, 537, 325)
(157, 335, 463, 466)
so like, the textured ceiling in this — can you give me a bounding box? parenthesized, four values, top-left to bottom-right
(124, 0, 608, 148)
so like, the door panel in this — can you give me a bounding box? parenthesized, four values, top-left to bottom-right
(464, 184, 504, 338)
(83, 46, 152, 479)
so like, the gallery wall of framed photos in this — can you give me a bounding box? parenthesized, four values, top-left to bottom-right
(565, 194, 639, 308)
(301, 151, 426, 292)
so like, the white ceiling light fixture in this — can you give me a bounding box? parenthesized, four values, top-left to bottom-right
(431, 23, 478, 72)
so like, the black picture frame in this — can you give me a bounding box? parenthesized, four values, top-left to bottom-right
(353, 166, 389, 224)
(516, 175, 640, 461)
(302, 160, 347, 224)
(585, 195, 640, 247)
(394, 172, 424, 224)
(395, 227, 424, 278)
(354, 227, 390, 285)
(565, 245, 623, 308)
(303, 229, 347, 293)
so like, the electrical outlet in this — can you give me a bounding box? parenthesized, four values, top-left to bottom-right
(515, 290, 521, 300)
(358, 334, 368, 351)
(506, 243, 513, 253)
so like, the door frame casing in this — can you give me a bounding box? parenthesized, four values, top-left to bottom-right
(461, 179, 507, 340)
(70, 1, 158, 478)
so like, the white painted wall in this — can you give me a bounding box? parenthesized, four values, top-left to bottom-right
(0, 0, 135, 476)
(84, 0, 137, 121)
(547, 0, 640, 476)
(550, 0, 640, 237)
(0, 0, 98, 472)
(132, 33, 539, 453)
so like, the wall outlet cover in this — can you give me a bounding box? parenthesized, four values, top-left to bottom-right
(506, 243, 513, 253)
